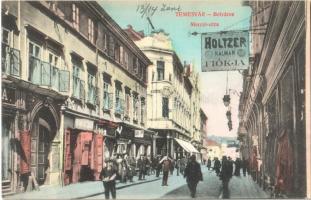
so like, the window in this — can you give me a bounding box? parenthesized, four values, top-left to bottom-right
(88, 18, 94, 43)
(47, 52, 60, 90)
(2, 28, 20, 76)
(124, 50, 129, 69)
(72, 59, 84, 99)
(29, 41, 42, 84)
(115, 83, 124, 114)
(2, 28, 10, 45)
(72, 4, 79, 29)
(133, 93, 139, 121)
(157, 61, 165, 81)
(103, 33, 107, 52)
(141, 97, 145, 124)
(103, 76, 112, 110)
(114, 43, 120, 62)
(120, 46, 124, 65)
(133, 57, 138, 75)
(162, 97, 169, 118)
(125, 90, 131, 118)
(87, 69, 96, 105)
(108, 35, 115, 58)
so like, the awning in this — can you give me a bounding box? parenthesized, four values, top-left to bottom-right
(174, 138, 199, 153)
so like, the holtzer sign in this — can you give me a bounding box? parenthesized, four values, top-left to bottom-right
(201, 31, 249, 71)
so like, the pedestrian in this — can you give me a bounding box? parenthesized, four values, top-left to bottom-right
(137, 155, 146, 180)
(175, 159, 181, 176)
(120, 159, 128, 183)
(170, 158, 175, 175)
(145, 156, 151, 176)
(160, 156, 171, 186)
(126, 156, 135, 182)
(184, 155, 203, 198)
(156, 155, 162, 177)
(101, 160, 117, 199)
(242, 159, 248, 176)
(219, 156, 233, 199)
(213, 157, 221, 176)
(180, 157, 186, 175)
(207, 157, 212, 170)
(234, 158, 241, 176)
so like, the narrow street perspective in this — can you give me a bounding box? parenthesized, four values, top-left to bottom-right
(1, 0, 310, 199)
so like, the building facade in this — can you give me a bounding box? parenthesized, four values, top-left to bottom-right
(125, 27, 202, 160)
(1, 1, 152, 195)
(238, 1, 306, 197)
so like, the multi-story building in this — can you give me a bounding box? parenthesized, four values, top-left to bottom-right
(189, 71, 203, 155)
(238, 1, 306, 197)
(124, 27, 201, 159)
(200, 109, 208, 160)
(1, 1, 152, 194)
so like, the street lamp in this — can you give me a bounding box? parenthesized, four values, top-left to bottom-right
(223, 94, 231, 107)
(167, 134, 171, 157)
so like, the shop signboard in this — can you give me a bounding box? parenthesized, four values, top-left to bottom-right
(201, 31, 249, 71)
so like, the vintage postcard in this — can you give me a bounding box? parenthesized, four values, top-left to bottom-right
(1, 0, 310, 199)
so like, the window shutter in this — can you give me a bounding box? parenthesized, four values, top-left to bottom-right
(29, 56, 41, 85)
(41, 61, 51, 86)
(80, 80, 85, 100)
(59, 70, 70, 92)
(51, 67, 59, 91)
(108, 93, 113, 109)
(64, 129, 72, 171)
(95, 135, 103, 174)
(20, 130, 31, 174)
(10, 48, 20, 76)
(96, 87, 100, 105)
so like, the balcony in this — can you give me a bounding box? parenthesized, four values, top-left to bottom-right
(29, 56, 69, 92)
(2, 44, 20, 77)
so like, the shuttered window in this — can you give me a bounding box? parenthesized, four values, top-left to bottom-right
(59, 70, 70, 92)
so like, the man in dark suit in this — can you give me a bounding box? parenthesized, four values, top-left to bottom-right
(184, 155, 203, 198)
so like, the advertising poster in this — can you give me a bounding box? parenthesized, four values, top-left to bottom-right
(0, 0, 310, 199)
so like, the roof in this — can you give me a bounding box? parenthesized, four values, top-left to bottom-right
(205, 139, 220, 147)
(124, 25, 145, 41)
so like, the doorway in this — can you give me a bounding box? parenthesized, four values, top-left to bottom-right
(30, 107, 57, 186)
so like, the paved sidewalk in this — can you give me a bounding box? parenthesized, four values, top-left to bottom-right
(5, 175, 160, 200)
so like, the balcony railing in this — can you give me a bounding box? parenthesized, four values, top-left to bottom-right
(2, 43, 20, 77)
(29, 56, 69, 92)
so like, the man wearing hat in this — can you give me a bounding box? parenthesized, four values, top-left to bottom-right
(184, 155, 203, 198)
(101, 159, 117, 199)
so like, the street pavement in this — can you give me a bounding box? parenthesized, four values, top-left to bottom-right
(5, 165, 269, 199)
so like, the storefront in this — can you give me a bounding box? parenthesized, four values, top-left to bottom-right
(63, 117, 111, 185)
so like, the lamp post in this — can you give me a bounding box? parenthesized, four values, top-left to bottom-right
(167, 134, 171, 157)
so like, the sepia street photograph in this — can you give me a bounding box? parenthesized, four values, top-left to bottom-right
(1, 0, 310, 199)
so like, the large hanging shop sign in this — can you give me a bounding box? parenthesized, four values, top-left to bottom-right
(201, 31, 249, 71)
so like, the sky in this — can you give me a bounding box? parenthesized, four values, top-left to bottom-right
(99, 0, 252, 137)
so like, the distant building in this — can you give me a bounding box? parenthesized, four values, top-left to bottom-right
(205, 139, 222, 160)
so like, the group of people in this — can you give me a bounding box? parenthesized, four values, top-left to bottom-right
(100, 154, 204, 199)
(205, 156, 250, 198)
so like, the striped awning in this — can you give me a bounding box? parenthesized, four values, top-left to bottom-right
(174, 138, 199, 153)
